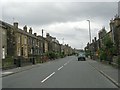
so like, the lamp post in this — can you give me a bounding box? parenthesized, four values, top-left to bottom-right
(87, 20, 92, 59)
(87, 20, 91, 44)
(42, 29, 45, 54)
(41, 29, 44, 63)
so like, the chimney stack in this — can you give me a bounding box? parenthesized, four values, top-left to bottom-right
(29, 28, 32, 34)
(13, 22, 18, 29)
(34, 33, 37, 36)
(46, 33, 50, 37)
(23, 25, 27, 32)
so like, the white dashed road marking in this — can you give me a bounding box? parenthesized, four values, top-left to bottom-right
(58, 66, 64, 70)
(41, 60, 73, 83)
(64, 63, 68, 66)
(41, 72, 55, 83)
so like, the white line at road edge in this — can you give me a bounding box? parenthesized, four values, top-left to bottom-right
(41, 72, 55, 83)
(58, 66, 64, 70)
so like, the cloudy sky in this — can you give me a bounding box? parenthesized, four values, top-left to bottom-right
(0, 0, 118, 49)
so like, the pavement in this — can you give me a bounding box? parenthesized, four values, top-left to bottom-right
(1, 62, 43, 77)
(87, 59, 119, 88)
(1, 56, 120, 88)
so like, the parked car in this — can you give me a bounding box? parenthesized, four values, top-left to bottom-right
(78, 52, 86, 61)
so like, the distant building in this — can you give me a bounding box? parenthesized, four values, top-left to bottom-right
(0, 20, 74, 65)
(0, 21, 43, 62)
(46, 33, 60, 53)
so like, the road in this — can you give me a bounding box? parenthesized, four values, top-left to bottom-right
(2, 56, 118, 88)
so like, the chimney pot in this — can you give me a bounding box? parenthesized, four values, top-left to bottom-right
(46, 33, 50, 37)
(34, 33, 37, 36)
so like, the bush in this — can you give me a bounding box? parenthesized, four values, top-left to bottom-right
(45, 51, 65, 59)
(60, 53, 65, 58)
(99, 50, 107, 61)
(45, 51, 56, 59)
(85, 50, 90, 57)
(2, 56, 14, 68)
(35, 56, 41, 63)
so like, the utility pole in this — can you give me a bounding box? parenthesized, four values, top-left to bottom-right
(41, 29, 44, 63)
(87, 20, 91, 44)
(87, 20, 92, 59)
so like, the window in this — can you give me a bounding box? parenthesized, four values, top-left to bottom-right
(18, 36, 20, 43)
(2, 30, 5, 35)
(31, 48, 33, 54)
(41, 42, 43, 47)
(33, 40, 35, 45)
(18, 48, 21, 56)
(2, 46, 5, 59)
(25, 47, 27, 56)
(24, 37, 27, 44)
(37, 42, 39, 47)
(21, 47, 23, 56)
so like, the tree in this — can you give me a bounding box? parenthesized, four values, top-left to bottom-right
(99, 48, 107, 62)
(103, 35, 114, 64)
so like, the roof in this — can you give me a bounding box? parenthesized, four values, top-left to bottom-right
(0, 20, 42, 39)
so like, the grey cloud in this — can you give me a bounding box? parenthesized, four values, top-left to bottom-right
(47, 31, 76, 40)
(2, 2, 117, 26)
(74, 27, 88, 33)
(1, 2, 118, 49)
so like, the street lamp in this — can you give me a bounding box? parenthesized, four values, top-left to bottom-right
(87, 20, 92, 59)
(87, 20, 91, 44)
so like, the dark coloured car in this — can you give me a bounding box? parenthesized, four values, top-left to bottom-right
(78, 53, 86, 61)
